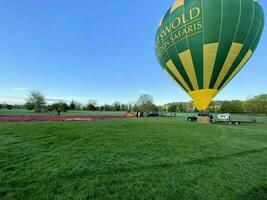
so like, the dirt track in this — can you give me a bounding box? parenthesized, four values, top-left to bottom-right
(0, 115, 135, 122)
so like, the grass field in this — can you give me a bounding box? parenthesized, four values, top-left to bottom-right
(1, 109, 266, 123)
(1, 117, 267, 199)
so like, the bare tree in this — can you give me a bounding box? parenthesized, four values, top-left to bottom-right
(137, 94, 158, 112)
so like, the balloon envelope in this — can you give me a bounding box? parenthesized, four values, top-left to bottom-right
(155, 0, 264, 110)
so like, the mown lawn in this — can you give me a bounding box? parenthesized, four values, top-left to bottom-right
(0, 118, 267, 199)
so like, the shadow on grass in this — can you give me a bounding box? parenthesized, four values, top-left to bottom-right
(239, 185, 267, 200)
(115, 147, 267, 173)
(65, 147, 267, 178)
(0, 191, 6, 198)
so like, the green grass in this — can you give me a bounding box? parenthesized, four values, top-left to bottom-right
(1, 109, 266, 123)
(1, 118, 267, 199)
(0, 109, 125, 116)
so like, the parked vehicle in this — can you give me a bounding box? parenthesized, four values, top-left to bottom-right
(218, 113, 231, 122)
(147, 112, 160, 117)
(217, 113, 243, 125)
(187, 114, 198, 122)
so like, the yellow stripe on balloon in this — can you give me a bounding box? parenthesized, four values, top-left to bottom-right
(170, 0, 184, 13)
(158, 18, 163, 28)
(214, 42, 243, 89)
(166, 60, 191, 92)
(221, 50, 253, 89)
(178, 50, 199, 90)
(203, 43, 219, 89)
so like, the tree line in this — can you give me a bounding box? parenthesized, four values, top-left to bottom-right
(1, 91, 266, 115)
(164, 94, 267, 115)
(0, 104, 24, 110)
(219, 94, 267, 114)
(0, 91, 158, 113)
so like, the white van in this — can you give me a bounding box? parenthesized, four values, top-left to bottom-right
(218, 113, 231, 122)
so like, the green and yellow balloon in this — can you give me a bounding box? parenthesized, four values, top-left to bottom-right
(155, 0, 264, 111)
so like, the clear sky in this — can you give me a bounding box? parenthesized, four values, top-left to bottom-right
(0, 0, 266, 105)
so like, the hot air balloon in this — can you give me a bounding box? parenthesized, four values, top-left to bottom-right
(155, 0, 264, 111)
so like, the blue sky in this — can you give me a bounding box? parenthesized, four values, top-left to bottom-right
(0, 0, 266, 105)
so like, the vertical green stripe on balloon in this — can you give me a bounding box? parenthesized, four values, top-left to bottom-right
(234, 0, 254, 44)
(155, 7, 172, 58)
(214, 42, 243, 89)
(202, 0, 222, 44)
(173, 6, 190, 54)
(184, 0, 203, 89)
(209, 0, 241, 89)
(179, 49, 199, 90)
(159, 7, 172, 30)
(160, 48, 171, 68)
(250, 5, 265, 52)
(218, 1, 264, 89)
(219, 50, 253, 90)
(167, 4, 195, 90)
(242, 3, 261, 51)
(167, 46, 194, 90)
(202, 0, 222, 89)
(156, 4, 195, 91)
(166, 59, 191, 91)
(220, 5, 264, 90)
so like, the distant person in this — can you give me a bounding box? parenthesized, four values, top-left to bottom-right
(57, 109, 61, 116)
(210, 114, 214, 122)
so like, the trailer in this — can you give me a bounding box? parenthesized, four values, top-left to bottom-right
(216, 113, 260, 125)
(216, 120, 241, 125)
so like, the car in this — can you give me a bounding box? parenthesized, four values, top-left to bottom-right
(187, 114, 198, 122)
(147, 112, 160, 117)
(218, 113, 231, 122)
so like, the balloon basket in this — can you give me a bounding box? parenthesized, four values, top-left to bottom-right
(197, 116, 211, 124)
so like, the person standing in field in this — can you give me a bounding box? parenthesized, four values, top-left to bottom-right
(57, 108, 61, 116)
